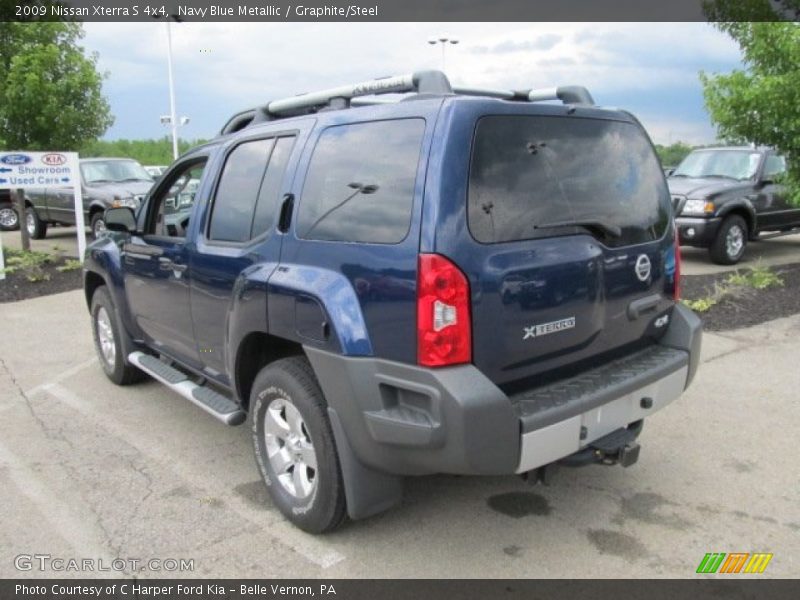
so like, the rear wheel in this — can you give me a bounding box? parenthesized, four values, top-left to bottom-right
(26, 207, 48, 239)
(709, 215, 747, 265)
(250, 356, 347, 534)
(0, 204, 19, 231)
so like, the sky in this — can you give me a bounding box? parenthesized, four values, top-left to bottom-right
(81, 22, 744, 146)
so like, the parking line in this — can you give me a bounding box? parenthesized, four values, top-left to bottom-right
(0, 439, 113, 563)
(42, 383, 346, 570)
(25, 357, 98, 397)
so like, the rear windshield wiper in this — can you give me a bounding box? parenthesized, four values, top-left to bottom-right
(536, 218, 622, 239)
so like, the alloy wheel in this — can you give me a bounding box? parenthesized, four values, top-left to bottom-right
(263, 398, 318, 499)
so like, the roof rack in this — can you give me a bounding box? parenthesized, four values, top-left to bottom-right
(219, 70, 595, 135)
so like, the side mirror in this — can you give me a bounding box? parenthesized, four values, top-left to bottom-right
(105, 206, 136, 233)
(665, 168, 675, 177)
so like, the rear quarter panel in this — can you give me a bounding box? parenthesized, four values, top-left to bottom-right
(271, 100, 444, 362)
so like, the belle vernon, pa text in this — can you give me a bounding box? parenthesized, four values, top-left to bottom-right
(16, 584, 338, 597)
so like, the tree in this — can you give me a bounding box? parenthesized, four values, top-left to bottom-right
(654, 142, 694, 168)
(701, 3, 800, 204)
(80, 138, 210, 166)
(0, 22, 113, 150)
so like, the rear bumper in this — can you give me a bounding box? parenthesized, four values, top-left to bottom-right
(305, 303, 702, 478)
(676, 216, 721, 247)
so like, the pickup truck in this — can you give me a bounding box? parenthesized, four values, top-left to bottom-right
(23, 157, 154, 239)
(669, 146, 800, 264)
(83, 71, 701, 533)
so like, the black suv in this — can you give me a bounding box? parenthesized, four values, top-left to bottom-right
(84, 71, 700, 533)
(669, 147, 800, 264)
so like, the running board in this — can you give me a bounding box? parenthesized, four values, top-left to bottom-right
(757, 227, 800, 241)
(128, 351, 246, 426)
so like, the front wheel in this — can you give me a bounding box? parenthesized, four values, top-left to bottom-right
(91, 212, 107, 239)
(709, 215, 747, 265)
(251, 356, 347, 534)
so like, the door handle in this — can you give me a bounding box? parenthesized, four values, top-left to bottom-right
(278, 193, 294, 233)
(158, 257, 187, 272)
(627, 294, 661, 321)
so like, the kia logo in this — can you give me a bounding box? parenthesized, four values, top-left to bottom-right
(0, 154, 31, 165)
(635, 254, 652, 282)
(41, 153, 67, 166)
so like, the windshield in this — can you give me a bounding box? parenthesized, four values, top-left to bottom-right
(672, 150, 761, 180)
(81, 160, 153, 184)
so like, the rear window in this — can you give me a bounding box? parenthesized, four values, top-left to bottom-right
(297, 119, 425, 244)
(468, 115, 670, 247)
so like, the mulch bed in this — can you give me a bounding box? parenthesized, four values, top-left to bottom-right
(681, 263, 800, 331)
(1, 247, 799, 333)
(0, 255, 82, 303)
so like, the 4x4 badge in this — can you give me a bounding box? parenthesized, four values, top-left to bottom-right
(635, 254, 651, 282)
(523, 317, 576, 340)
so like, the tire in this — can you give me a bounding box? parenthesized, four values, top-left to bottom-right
(90, 286, 145, 385)
(709, 215, 747, 265)
(0, 204, 19, 231)
(250, 356, 347, 534)
(25, 206, 48, 239)
(91, 211, 107, 239)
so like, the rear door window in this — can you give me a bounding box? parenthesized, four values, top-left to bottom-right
(209, 139, 273, 243)
(297, 119, 425, 244)
(250, 136, 296, 239)
(468, 115, 670, 247)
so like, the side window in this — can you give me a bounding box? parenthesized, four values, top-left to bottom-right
(296, 119, 425, 244)
(763, 155, 786, 180)
(208, 139, 273, 242)
(250, 136, 295, 239)
(151, 159, 207, 239)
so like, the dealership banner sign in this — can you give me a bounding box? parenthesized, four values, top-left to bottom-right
(0, 151, 87, 276)
(0, 152, 79, 189)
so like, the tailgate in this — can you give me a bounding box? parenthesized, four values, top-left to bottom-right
(461, 113, 676, 386)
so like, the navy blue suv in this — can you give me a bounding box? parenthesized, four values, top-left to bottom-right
(83, 71, 701, 533)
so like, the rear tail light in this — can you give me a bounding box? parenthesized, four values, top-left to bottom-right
(673, 225, 682, 301)
(417, 254, 472, 367)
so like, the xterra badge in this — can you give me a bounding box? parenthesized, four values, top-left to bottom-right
(523, 317, 576, 340)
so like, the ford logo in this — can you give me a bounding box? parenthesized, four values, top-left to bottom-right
(0, 154, 32, 166)
(41, 153, 67, 166)
(635, 254, 652, 282)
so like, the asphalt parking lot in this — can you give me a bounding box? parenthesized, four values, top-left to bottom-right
(0, 289, 798, 578)
(3, 226, 800, 276)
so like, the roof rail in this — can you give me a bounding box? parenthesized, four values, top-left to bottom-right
(522, 86, 595, 106)
(219, 70, 452, 135)
(218, 71, 596, 135)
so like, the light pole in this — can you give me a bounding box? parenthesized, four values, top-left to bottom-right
(160, 114, 190, 158)
(428, 35, 459, 71)
(161, 24, 190, 160)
